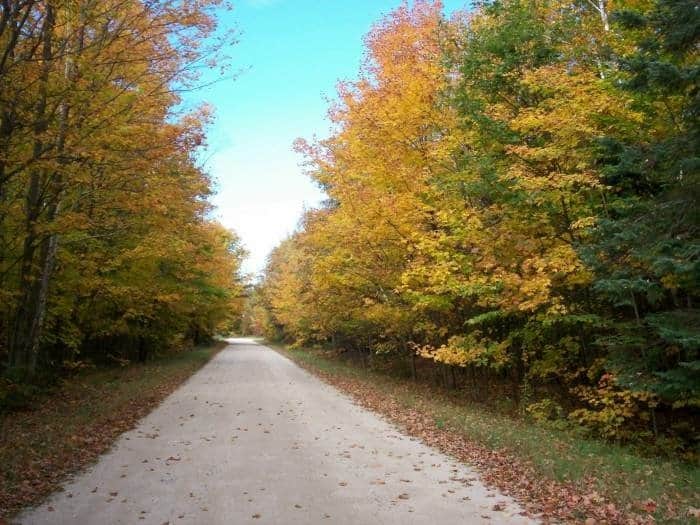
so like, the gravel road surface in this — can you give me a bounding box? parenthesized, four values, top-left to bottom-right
(16, 338, 535, 524)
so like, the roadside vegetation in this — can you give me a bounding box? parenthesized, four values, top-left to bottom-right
(0, 341, 225, 519)
(0, 1, 245, 419)
(275, 343, 699, 523)
(247, 0, 698, 465)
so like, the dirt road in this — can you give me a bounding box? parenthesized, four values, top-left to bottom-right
(16, 339, 534, 524)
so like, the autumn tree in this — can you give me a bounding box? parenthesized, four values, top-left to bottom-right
(256, 0, 698, 448)
(0, 1, 245, 377)
(286, 1, 460, 363)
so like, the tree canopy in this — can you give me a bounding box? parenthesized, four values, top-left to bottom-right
(253, 0, 699, 450)
(0, 0, 246, 379)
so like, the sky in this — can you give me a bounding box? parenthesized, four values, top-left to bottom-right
(188, 0, 469, 277)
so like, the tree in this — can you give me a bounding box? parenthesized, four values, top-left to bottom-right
(254, 0, 699, 447)
(0, 1, 244, 376)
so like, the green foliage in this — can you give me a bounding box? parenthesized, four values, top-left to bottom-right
(0, 377, 43, 413)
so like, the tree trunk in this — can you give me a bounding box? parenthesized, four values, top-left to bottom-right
(138, 337, 148, 363)
(441, 364, 449, 389)
(598, 0, 609, 32)
(9, 231, 58, 371)
(7, 5, 55, 374)
(7, 0, 79, 374)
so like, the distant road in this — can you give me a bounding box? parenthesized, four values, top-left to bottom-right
(17, 339, 534, 524)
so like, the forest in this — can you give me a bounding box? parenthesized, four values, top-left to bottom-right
(249, 0, 699, 453)
(0, 1, 246, 398)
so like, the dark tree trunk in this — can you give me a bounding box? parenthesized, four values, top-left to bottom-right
(7, 5, 55, 375)
(138, 337, 148, 363)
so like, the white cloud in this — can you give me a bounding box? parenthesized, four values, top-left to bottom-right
(209, 143, 324, 277)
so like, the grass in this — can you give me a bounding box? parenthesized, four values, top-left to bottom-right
(276, 343, 699, 523)
(0, 341, 224, 519)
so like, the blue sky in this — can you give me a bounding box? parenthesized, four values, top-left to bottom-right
(188, 0, 469, 276)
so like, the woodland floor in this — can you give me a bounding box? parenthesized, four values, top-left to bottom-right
(272, 343, 700, 524)
(0, 341, 225, 521)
